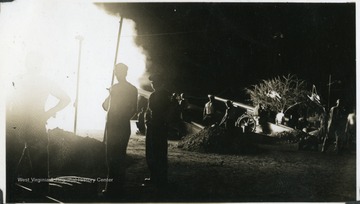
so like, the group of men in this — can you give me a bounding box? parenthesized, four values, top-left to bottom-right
(102, 68, 355, 199)
(201, 92, 356, 155)
(6, 59, 173, 200)
(6, 53, 356, 202)
(202, 95, 251, 130)
(101, 63, 173, 197)
(321, 99, 356, 154)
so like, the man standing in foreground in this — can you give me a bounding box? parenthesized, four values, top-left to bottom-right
(6, 52, 71, 200)
(144, 74, 171, 189)
(102, 63, 138, 196)
(322, 99, 346, 154)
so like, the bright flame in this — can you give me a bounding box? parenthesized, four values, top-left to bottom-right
(0, 0, 147, 133)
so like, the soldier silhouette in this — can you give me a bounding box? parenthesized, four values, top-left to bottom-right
(144, 74, 171, 189)
(102, 63, 138, 196)
(6, 52, 70, 198)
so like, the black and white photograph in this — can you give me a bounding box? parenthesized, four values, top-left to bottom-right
(0, 0, 357, 203)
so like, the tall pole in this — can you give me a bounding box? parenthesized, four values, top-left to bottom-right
(103, 16, 124, 143)
(111, 17, 124, 86)
(74, 35, 84, 135)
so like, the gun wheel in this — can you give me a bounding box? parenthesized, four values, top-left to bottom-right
(235, 114, 256, 133)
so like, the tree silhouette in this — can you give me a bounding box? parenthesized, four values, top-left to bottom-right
(246, 74, 310, 113)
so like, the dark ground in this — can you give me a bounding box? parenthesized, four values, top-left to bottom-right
(8, 122, 356, 203)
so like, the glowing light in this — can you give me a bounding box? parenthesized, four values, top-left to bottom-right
(0, 0, 147, 133)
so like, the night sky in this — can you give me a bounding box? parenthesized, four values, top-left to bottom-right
(97, 3, 356, 108)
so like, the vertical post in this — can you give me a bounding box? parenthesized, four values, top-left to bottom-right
(111, 17, 124, 86)
(74, 35, 84, 135)
(103, 16, 123, 143)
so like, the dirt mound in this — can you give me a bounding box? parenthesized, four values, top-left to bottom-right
(274, 130, 320, 151)
(48, 128, 107, 177)
(178, 126, 259, 154)
(178, 125, 323, 154)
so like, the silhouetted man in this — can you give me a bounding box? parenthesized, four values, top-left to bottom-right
(203, 95, 216, 126)
(258, 104, 271, 134)
(179, 93, 189, 121)
(345, 107, 356, 149)
(136, 107, 146, 135)
(253, 103, 261, 126)
(322, 99, 346, 153)
(102, 63, 138, 196)
(144, 74, 171, 189)
(219, 100, 237, 131)
(6, 52, 70, 199)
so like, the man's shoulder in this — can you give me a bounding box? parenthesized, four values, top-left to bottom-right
(113, 81, 137, 91)
(126, 81, 138, 91)
(124, 80, 136, 87)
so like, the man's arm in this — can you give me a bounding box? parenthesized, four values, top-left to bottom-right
(130, 88, 138, 119)
(47, 83, 71, 119)
(345, 114, 351, 133)
(102, 96, 110, 111)
(203, 103, 207, 118)
(327, 107, 334, 130)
